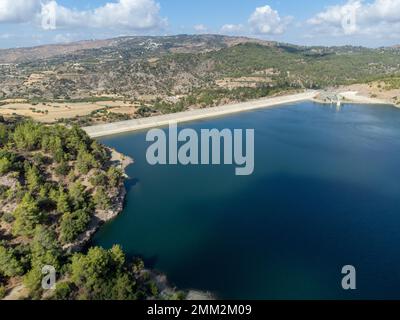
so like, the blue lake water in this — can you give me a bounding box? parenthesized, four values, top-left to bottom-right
(93, 101, 400, 299)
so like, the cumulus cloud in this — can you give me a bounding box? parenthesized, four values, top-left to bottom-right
(308, 0, 400, 36)
(248, 5, 292, 35)
(49, 0, 166, 30)
(0, 0, 166, 30)
(193, 24, 208, 33)
(0, 0, 40, 23)
(220, 5, 292, 36)
(220, 24, 245, 34)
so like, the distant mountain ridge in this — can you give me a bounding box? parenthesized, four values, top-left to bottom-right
(2, 34, 400, 65)
(0, 39, 117, 64)
(0, 35, 274, 64)
(0, 34, 399, 107)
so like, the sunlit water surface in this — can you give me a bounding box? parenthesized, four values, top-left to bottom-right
(94, 102, 400, 299)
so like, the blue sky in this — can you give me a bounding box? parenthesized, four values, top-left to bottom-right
(1, 0, 400, 48)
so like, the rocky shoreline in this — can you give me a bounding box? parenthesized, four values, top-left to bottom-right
(70, 146, 214, 300)
(63, 147, 134, 252)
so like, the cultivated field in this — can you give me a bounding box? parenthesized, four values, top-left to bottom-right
(0, 100, 138, 123)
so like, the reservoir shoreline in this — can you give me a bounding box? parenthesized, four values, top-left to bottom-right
(83, 91, 318, 138)
(83, 90, 399, 138)
(94, 101, 400, 299)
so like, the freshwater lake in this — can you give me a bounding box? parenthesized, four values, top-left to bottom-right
(93, 101, 400, 299)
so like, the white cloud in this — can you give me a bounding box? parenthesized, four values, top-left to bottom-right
(0, 0, 166, 31)
(193, 24, 208, 33)
(0, 0, 40, 23)
(0, 33, 12, 39)
(220, 5, 291, 36)
(45, 0, 166, 30)
(308, 0, 400, 36)
(54, 33, 73, 43)
(220, 24, 245, 34)
(248, 5, 292, 35)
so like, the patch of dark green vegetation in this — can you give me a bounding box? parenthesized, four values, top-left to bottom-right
(0, 120, 184, 300)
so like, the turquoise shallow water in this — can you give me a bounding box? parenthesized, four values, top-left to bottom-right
(93, 102, 400, 299)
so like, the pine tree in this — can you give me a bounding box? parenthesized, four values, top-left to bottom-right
(93, 187, 111, 210)
(12, 193, 42, 236)
(30, 225, 61, 270)
(0, 245, 24, 277)
(57, 188, 70, 214)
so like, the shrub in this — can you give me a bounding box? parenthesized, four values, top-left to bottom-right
(89, 172, 107, 187)
(0, 284, 6, 299)
(0, 158, 12, 175)
(1, 212, 14, 224)
(51, 282, 73, 300)
(55, 161, 70, 177)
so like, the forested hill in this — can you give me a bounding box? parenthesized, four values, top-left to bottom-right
(1, 35, 399, 104)
(0, 120, 184, 300)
